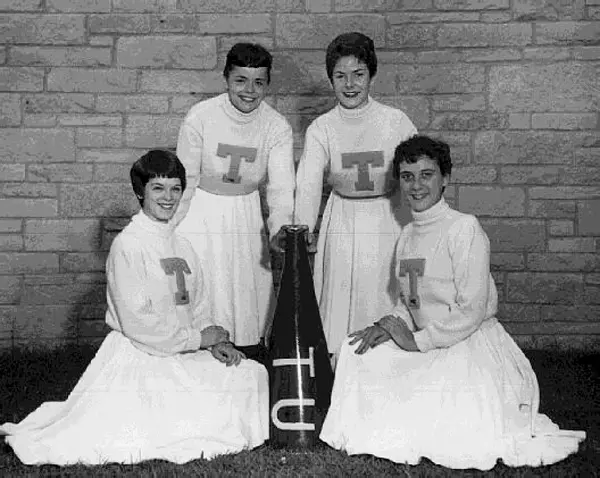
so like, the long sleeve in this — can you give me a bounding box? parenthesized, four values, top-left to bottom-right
(173, 121, 203, 227)
(105, 239, 204, 356)
(265, 123, 295, 238)
(413, 217, 494, 352)
(294, 121, 328, 231)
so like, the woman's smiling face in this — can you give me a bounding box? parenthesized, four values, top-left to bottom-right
(397, 155, 449, 213)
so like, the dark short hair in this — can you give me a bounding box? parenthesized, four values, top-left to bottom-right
(223, 43, 273, 84)
(325, 32, 377, 82)
(393, 135, 453, 179)
(130, 149, 187, 205)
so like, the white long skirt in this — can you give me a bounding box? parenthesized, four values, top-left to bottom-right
(177, 188, 275, 347)
(314, 192, 409, 357)
(1, 331, 269, 465)
(320, 319, 586, 470)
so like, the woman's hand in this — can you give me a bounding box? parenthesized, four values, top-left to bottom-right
(200, 325, 230, 349)
(211, 342, 245, 367)
(348, 325, 392, 355)
(376, 315, 419, 352)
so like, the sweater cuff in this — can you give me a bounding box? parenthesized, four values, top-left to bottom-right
(413, 327, 435, 353)
(185, 327, 204, 352)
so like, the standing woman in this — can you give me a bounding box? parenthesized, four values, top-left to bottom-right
(294, 32, 417, 359)
(174, 43, 295, 351)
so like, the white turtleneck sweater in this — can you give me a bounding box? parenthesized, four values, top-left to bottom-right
(105, 211, 213, 356)
(173, 93, 295, 238)
(390, 198, 499, 352)
(294, 97, 417, 231)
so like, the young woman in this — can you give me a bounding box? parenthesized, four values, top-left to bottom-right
(1, 150, 269, 465)
(294, 32, 417, 360)
(174, 43, 295, 352)
(320, 136, 586, 470)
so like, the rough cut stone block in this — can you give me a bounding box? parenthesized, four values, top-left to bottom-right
(558, 167, 600, 185)
(376, 96, 430, 131)
(548, 220, 574, 236)
(307, 0, 332, 12)
(125, 116, 182, 148)
(0, 164, 25, 181)
(500, 166, 559, 185)
(61, 252, 109, 272)
(451, 166, 497, 183)
(60, 184, 139, 217)
(497, 303, 540, 322)
(529, 186, 600, 200)
(523, 47, 571, 60)
(59, 115, 122, 127)
(532, 113, 597, 130)
(0, 0, 41, 10)
(24, 219, 102, 252)
(0, 220, 22, 233)
(0, 93, 21, 126)
(541, 305, 600, 322)
(507, 272, 584, 304)
(389, 12, 477, 23)
(0, 252, 59, 274)
(337, 0, 432, 10)
(490, 63, 600, 112)
(195, 14, 271, 34)
(76, 128, 123, 148)
(397, 65, 485, 94)
(432, 94, 486, 111)
(435, 0, 508, 9)
(514, 0, 585, 20)
(0, 129, 75, 163)
(93, 163, 132, 183)
(459, 186, 525, 216)
(0, 67, 43, 91)
(113, 0, 178, 11)
(117, 36, 216, 69)
(474, 131, 590, 164)
(0, 14, 85, 44)
(23, 114, 57, 127)
(438, 24, 532, 47)
(77, 149, 140, 164)
(0, 199, 57, 217)
(536, 22, 600, 45)
(10, 47, 111, 67)
(527, 253, 599, 272)
(528, 200, 576, 218)
(462, 49, 521, 62)
(387, 24, 437, 48)
(24, 94, 94, 113)
(180, 0, 275, 12)
(27, 164, 93, 183)
(573, 46, 600, 60)
(0, 306, 14, 339)
(431, 112, 506, 130)
(548, 237, 596, 252)
(88, 14, 151, 34)
(490, 252, 525, 270)
(0, 276, 21, 304)
(140, 70, 224, 94)
(21, 282, 106, 305)
(0, 183, 57, 198)
(96, 95, 169, 114)
(275, 14, 385, 48)
(479, 218, 545, 252)
(271, 52, 330, 95)
(578, 199, 600, 235)
(0, 235, 22, 252)
(48, 69, 137, 93)
(48, 0, 109, 11)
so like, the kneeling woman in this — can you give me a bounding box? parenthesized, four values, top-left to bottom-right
(320, 136, 585, 470)
(1, 150, 269, 465)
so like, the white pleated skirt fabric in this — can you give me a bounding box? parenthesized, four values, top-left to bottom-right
(320, 319, 586, 470)
(1, 331, 269, 465)
(177, 188, 275, 347)
(314, 192, 408, 357)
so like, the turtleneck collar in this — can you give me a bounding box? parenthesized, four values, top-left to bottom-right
(411, 196, 451, 226)
(337, 96, 376, 120)
(221, 92, 261, 124)
(130, 210, 174, 238)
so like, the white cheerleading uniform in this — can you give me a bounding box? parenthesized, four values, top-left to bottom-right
(294, 97, 417, 356)
(174, 93, 295, 347)
(320, 198, 586, 470)
(1, 211, 269, 465)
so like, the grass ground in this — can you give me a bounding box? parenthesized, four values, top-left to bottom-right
(1, 345, 599, 477)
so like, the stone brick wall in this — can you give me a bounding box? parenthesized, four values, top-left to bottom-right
(0, 0, 599, 351)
